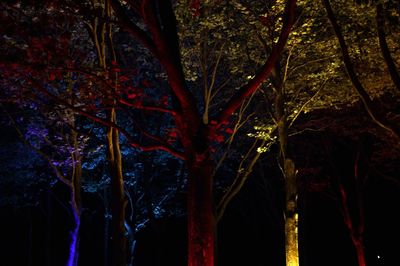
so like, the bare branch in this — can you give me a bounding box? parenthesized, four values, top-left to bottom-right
(288, 78, 329, 128)
(216, 139, 265, 222)
(2, 105, 72, 187)
(28, 77, 185, 160)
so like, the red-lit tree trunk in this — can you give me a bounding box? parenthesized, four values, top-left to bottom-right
(11, 1, 295, 266)
(187, 155, 215, 266)
(353, 239, 366, 266)
(338, 184, 366, 266)
(333, 140, 368, 266)
(115, 1, 295, 265)
(324, 136, 367, 266)
(178, 118, 215, 266)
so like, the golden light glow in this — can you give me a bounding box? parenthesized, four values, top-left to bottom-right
(285, 213, 299, 266)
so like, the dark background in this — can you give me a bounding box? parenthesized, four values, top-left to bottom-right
(1, 114, 399, 266)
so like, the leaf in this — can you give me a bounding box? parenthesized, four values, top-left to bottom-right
(225, 128, 234, 134)
(48, 73, 56, 81)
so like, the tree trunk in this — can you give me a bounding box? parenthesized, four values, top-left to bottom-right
(67, 130, 82, 266)
(273, 66, 299, 266)
(352, 239, 366, 266)
(67, 211, 80, 266)
(338, 184, 366, 266)
(187, 156, 215, 266)
(107, 108, 127, 266)
(284, 159, 299, 266)
(285, 214, 298, 266)
(323, 0, 400, 140)
(376, 3, 400, 91)
(67, 183, 81, 266)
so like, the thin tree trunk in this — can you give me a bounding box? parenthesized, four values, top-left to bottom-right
(67, 180, 81, 266)
(338, 183, 366, 266)
(107, 108, 127, 266)
(352, 239, 366, 266)
(323, 0, 400, 140)
(66, 111, 82, 266)
(67, 211, 80, 266)
(187, 156, 215, 266)
(88, 2, 128, 261)
(376, 3, 400, 91)
(284, 159, 298, 266)
(273, 64, 299, 266)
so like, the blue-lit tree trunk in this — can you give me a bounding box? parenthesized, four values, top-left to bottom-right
(66, 102, 83, 266)
(67, 157, 82, 266)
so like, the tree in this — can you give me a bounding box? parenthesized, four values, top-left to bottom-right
(323, 0, 400, 141)
(1, 93, 84, 266)
(250, 0, 400, 264)
(1, 0, 297, 265)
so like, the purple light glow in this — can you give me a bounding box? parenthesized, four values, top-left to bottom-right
(67, 212, 80, 266)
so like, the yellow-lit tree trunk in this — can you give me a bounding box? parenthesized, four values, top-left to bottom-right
(284, 159, 298, 266)
(106, 109, 127, 266)
(86, 2, 128, 264)
(285, 215, 298, 266)
(273, 65, 299, 266)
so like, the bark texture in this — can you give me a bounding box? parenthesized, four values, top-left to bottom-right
(187, 156, 215, 266)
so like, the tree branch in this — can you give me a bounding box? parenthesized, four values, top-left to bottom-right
(376, 3, 400, 91)
(323, 0, 400, 140)
(111, 0, 158, 56)
(2, 105, 72, 187)
(216, 139, 265, 222)
(116, 98, 177, 116)
(216, 0, 297, 123)
(141, 0, 199, 123)
(28, 77, 185, 159)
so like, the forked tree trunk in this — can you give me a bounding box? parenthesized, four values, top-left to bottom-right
(187, 155, 215, 266)
(338, 174, 366, 266)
